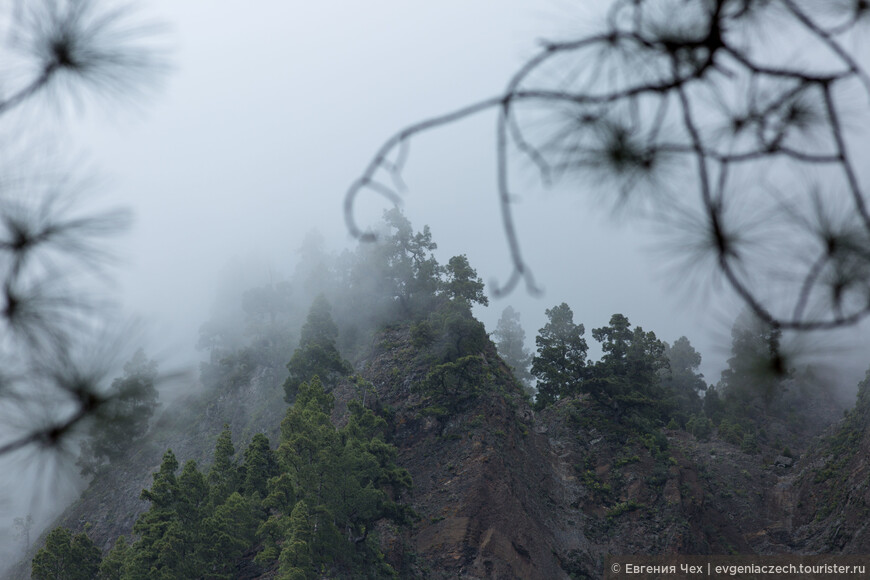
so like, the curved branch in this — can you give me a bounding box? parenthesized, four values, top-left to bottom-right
(0, 69, 53, 117)
(492, 103, 541, 297)
(343, 2, 870, 331)
(792, 252, 829, 323)
(343, 96, 505, 239)
(781, 0, 870, 98)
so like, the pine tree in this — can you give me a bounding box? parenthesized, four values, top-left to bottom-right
(125, 450, 184, 580)
(277, 500, 315, 580)
(379, 208, 441, 317)
(201, 492, 258, 579)
(176, 460, 209, 538)
(493, 306, 534, 395)
(98, 536, 129, 580)
(718, 310, 788, 418)
(283, 295, 351, 402)
(442, 254, 488, 308)
(32, 527, 101, 580)
(208, 424, 238, 506)
(662, 336, 707, 425)
(531, 303, 588, 409)
(78, 349, 160, 476)
(589, 314, 668, 400)
(272, 377, 409, 575)
(240, 433, 279, 500)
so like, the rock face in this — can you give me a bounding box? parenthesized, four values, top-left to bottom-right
(9, 328, 870, 579)
(352, 326, 867, 578)
(790, 375, 870, 554)
(4, 365, 287, 580)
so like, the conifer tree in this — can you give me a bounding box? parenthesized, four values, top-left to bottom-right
(78, 349, 160, 476)
(442, 254, 488, 308)
(379, 208, 441, 317)
(718, 310, 788, 414)
(98, 536, 129, 580)
(277, 500, 315, 580)
(531, 303, 588, 409)
(176, 460, 209, 540)
(589, 314, 668, 401)
(283, 295, 351, 402)
(208, 424, 238, 507)
(32, 527, 101, 580)
(240, 433, 279, 500)
(201, 492, 258, 579)
(493, 306, 534, 395)
(662, 336, 707, 424)
(270, 377, 409, 575)
(125, 450, 183, 579)
(344, 208, 442, 325)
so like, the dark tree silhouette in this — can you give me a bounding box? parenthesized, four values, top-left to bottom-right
(0, 0, 167, 460)
(344, 0, 870, 335)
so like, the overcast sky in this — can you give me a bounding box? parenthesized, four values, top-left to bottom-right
(76, 0, 743, 378)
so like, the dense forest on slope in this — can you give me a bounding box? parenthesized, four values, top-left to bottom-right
(9, 211, 867, 580)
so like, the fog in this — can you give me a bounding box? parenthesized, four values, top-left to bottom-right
(4, 0, 870, 569)
(87, 1, 732, 374)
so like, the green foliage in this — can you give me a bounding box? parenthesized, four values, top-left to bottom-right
(32, 527, 101, 580)
(98, 536, 129, 580)
(661, 336, 706, 426)
(240, 433, 279, 500)
(418, 355, 489, 412)
(277, 500, 315, 579)
(638, 431, 669, 457)
(441, 254, 488, 308)
(613, 454, 640, 468)
(410, 320, 435, 348)
(606, 500, 643, 520)
(718, 419, 744, 447)
(810, 369, 870, 518)
(78, 349, 160, 476)
(686, 414, 713, 441)
(493, 306, 534, 395)
(381, 208, 442, 317)
(201, 492, 258, 578)
(420, 301, 489, 365)
(531, 303, 588, 408)
(703, 388, 724, 423)
(589, 314, 669, 404)
(350, 208, 442, 323)
(125, 451, 200, 579)
(209, 424, 239, 506)
(572, 313, 673, 435)
(240, 281, 297, 370)
(718, 311, 788, 419)
(283, 295, 352, 403)
(580, 470, 612, 500)
(269, 377, 410, 576)
(124, 442, 266, 579)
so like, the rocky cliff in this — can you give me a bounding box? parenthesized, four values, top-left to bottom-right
(8, 325, 868, 579)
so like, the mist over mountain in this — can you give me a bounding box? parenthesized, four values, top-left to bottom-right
(6, 213, 869, 579)
(5, 0, 870, 578)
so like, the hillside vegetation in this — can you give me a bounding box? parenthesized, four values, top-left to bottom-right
(10, 212, 868, 580)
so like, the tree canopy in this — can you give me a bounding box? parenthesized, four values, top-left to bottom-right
(78, 349, 160, 476)
(493, 306, 534, 395)
(531, 303, 588, 409)
(283, 295, 352, 403)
